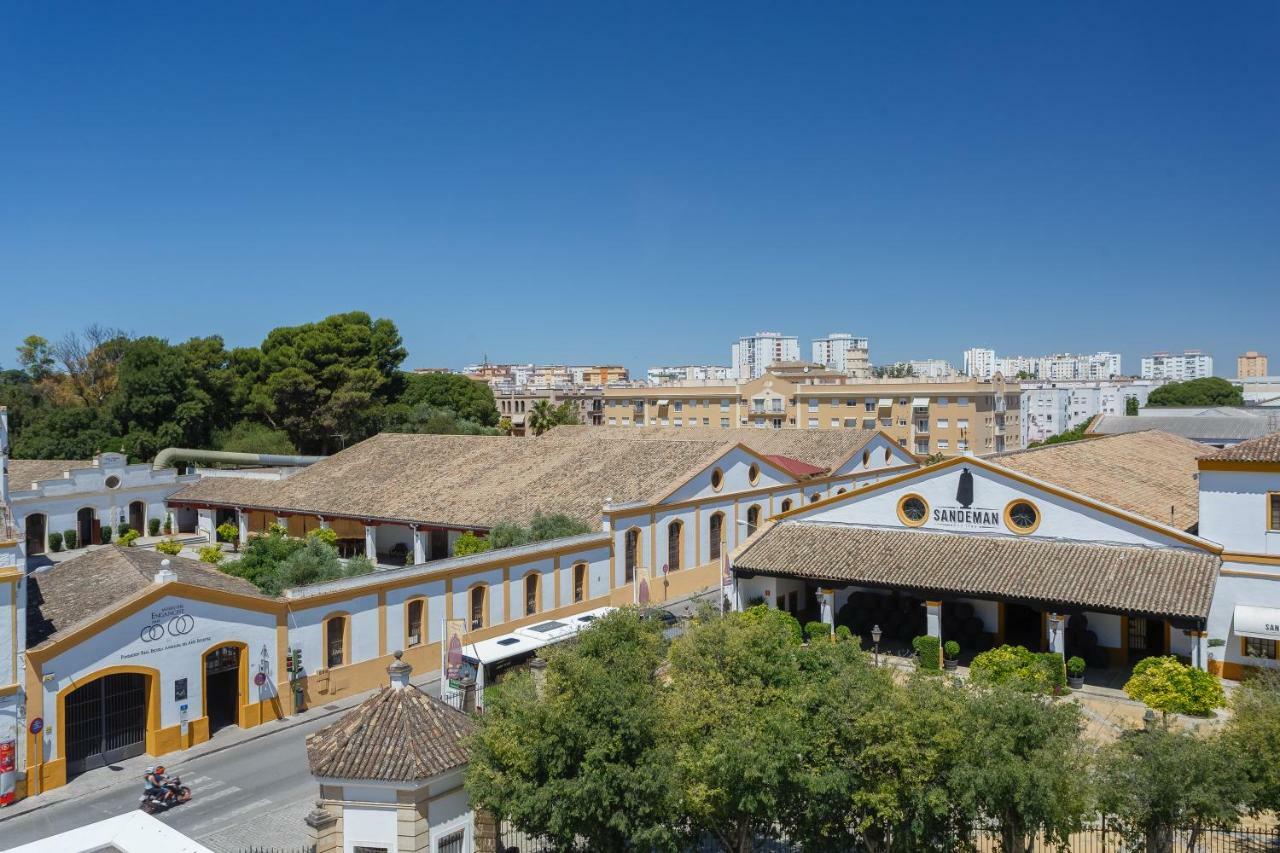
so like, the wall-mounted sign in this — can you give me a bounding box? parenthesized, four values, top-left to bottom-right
(444, 620, 466, 688)
(139, 604, 196, 644)
(28, 718, 43, 736)
(253, 672, 266, 687)
(174, 678, 188, 702)
(929, 467, 1000, 530)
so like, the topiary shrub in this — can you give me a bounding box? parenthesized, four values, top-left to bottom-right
(970, 644, 1064, 693)
(148, 517, 162, 537)
(100, 526, 113, 545)
(804, 621, 830, 643)
(1067, 656, 1086, 677)
(117, 521, 131, 537)
(48, 531, 63, 552)
(63, 529, 78, 550)
(163, 514, 173, 535)
(198, 545, 225, 564)
(216, 522, 239, 545)
(913, 635, 942, 671)
(944, 640, 960, 661)
(118, 529, 141, 547)
(1124, 655, 1226, 719)
(835, 624, 853, 643)
(155, 539, 183, 556)
(453, 531, 491, 557)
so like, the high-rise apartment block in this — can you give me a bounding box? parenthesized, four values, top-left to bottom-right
(1140, 350, 1213, 381)
(647, 365, 734, 385)
(964, 348, 1121, 380)
(1238, 351, 1269, 379)
(732, 331, 800, 380)
(811, 333, 871, 378)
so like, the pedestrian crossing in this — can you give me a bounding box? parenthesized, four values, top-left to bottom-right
(156, 774, 268, 837)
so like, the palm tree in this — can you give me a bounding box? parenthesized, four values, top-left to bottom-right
(527, 399, 555, 436)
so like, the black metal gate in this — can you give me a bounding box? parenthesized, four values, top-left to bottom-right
(64, 673, 148, 777)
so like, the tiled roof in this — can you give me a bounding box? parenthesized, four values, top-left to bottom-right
(170, 431, 737, 529)
(1206, 430, 1280, 463)
(307, 684, 474, 782)
(1090, 415, 1274, 443)
(8, 459, 89, 486)
(764, 454, 827, 479)
(991, 430, 1213, 531)
(27, 547, 273, 648)
(734, 522, 1218, 621)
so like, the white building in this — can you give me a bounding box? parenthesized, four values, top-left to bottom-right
(811, 334, 871, 378)
(732, 332, 800, 381)
(906, 359, 957, 379)
(1021, 380, 1163, 445)
(1141, 350, 1214, 381)
(963, 348, 997, 379)
(646, 365, 733, 385)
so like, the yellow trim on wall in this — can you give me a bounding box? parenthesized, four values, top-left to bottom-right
(1222, 552, 1280, 567)
(1199, 460, 1280, 473)
(404, 596, 427, 650)
(896, 493, 929, 528)
(200, 640, 250, 738)
(320, 612, 352, 669)
(1003, 498, 1043, 536)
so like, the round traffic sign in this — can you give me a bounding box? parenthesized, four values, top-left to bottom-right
(29, 717, 43, 735)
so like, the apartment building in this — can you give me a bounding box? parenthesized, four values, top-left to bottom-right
(1238, 351, 1269, 379)
(964, 349, 1121, 380)
(1021, 379, 1163, 445)
(646, 364, 734, 385)
(906, 359, 958, 378)
(811, 333, 871, 378)
(732, 331, 800, 380)
(1141, 350, 1214, 381)
(495, 386, 604, 433)
(963, 347, 997, 379)
(603, 372, 1022, 455)
(465, 363, 628, 388)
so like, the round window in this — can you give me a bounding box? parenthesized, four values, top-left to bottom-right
(898, 494, 929, 527)
(710, 468, 724, 491)
(748, 463, 760, 485)
(105, 475, 121, 489)
(1006, 500, 1040, 533)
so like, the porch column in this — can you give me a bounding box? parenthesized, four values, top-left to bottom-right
(1190, 630, 1209, 671)
(364, 524, 377, 560)
(237, 509, 249, 546)
(924, 600, 942, 639)
(275, 514, 288, 530)
(198, 508, 216, 541)
(412, 526, 427, 565)
(818, 588, 836, 640)
(1047, 613, 1067, 656)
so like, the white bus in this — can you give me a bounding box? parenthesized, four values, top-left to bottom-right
(454, 607, 614, 710)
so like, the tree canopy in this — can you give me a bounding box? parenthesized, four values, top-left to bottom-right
(1146, 377, 1244, 408)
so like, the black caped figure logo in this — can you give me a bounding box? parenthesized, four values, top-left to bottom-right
(956, 467, 974, 509)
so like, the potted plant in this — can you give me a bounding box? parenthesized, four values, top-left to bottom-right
(163, 514, 173, 535)
(943, 640, 960, 671)
(1067, 656, 1086, 689)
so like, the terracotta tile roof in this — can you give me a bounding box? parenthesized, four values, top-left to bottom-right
(27, 546, 273, 649)
(170, 431, 737, 529)
(764, 454, 827, 479)
(1206, 430, 1280, 463)
(307, 684, 474, 782)
(734, 522, 1218, 621)
(8, 459, 89, 486)
(552, 425, 884, 472)
(990, 431, 1213, 531)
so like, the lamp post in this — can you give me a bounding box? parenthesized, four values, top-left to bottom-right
(871, 624, 882, 667)
(1048, 614, 1063, 656)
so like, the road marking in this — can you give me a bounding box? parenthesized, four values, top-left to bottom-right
(184, 783, 242, 809)
(185, 797, 275, 836)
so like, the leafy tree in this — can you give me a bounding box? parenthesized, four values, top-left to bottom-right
(15, 335, 55, 381)
(1147, 377, 1244, 408)
(488, 513, 594, 549)
(11, 406, 116, 459)
(49, 324, 131, 408)
(213, 421, 298, 455)
(466, 610, 675, 853)
(950, 686, 1091, 853)
(383, 403, 502, 436)
(452, 532, 491, 557)
(1097, 728, 1247, 852)
(1123, 656, 1225, 720)
(398, 372, 498, 427)
(0, 368, 45, 437)
(1125, 395, 1140, 416)
(526, 400, 580, 436)
(1026, 420, 1091, 449)
(969, 645, 1065, 694)
(220, 530, 372, 595)
(111, 336, 213, 459)
(1222, 670, 1280, 813)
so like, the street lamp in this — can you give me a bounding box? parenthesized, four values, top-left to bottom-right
(1048, 614, 1063, 656)
(871, 624, 882, 667)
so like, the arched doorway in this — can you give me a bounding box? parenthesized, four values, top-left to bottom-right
(25, 513, 46, 556)
(60, 668, 156, 778)
(76, 507, 98, 546)
(128, 501, 146, 534)
(203, 643, 245, 736)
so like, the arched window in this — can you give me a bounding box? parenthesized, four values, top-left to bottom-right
(862, 451, 870, 467)
(837, 487, 847, 495)
(624, 528, 641, 583)
(524, 573, 540, 616)
(573, 562, 587, 603)
(667, 520, 683, 571)
(810, 493, 821, 504)
(780, 499, 793, 513)
(469, 585, 487, 630)
(709, 512, 725, 562)
(405, 598, 425, 647)
(323, 614, 348, 668)
(746, 505, 761, 536)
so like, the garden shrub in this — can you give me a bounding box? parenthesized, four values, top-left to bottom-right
(805, 621, 830, 643)
(1068, 656, 1086, 677)
(944, 640, 960, 660)
(155, 539, 183, 556)
(970, 644, 1065, 693)
(216, 522, 239, 544)
(117, 521, 131, 537)
(835, 624, 853, 642)
(63, 529, 78, 549)
(148, 517, 162, 537)
(913, 635, 942, 671)
(48, 531, 63, 552)
(100, 526, 113, 544)
(307, 527, 338, 546)
(198, 545, 225, 564)
(119, 529, 141, 547)
(453, 531, 492, 557)
(739, 605, 804, 645)
(1124, 655, 1226, 718)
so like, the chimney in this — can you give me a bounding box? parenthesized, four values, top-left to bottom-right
(153, 558, 176, 584)
(387, 649, 412, 690)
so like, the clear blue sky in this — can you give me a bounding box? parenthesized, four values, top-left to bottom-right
(2, 2, 1277, 376)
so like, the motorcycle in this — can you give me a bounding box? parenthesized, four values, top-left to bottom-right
(139, 775, 192, 813)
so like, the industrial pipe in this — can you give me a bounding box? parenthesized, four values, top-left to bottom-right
(151, 448, 325, 471)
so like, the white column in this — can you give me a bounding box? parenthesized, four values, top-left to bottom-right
(412, 527, 427, 564)
(1191, 631, 1209, 671)
(364, 525, 377, 561)
(819, 588, 836, 640)
(275, 515, 288, 530)
(198, 508, 215, 541)
(237, 509, 249, 546)
(924, 600, 942, 638)
(318, 517, 330, 530)
(1047, 613, 1067, 656)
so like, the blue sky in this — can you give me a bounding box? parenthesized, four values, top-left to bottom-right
(2, 2, 1277, 376)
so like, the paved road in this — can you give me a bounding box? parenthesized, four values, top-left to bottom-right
(3, 711, 337, 851)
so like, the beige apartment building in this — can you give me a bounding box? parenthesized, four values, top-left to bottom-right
(1238, 351, 1269, 379)
(603, 371, 1022, 456)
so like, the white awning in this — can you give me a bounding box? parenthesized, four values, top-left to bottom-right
(1234, 605, 1280, 640)
(657, 399, 670, 406)
(877, 398, 893, 408)
(912, 397, 930, 407)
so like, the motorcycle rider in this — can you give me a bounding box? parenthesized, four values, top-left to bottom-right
(144, 765, 174, 804)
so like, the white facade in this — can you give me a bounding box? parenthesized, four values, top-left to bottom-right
(646, 365, 733, 385)
(732, 332, 800, 381)
(811, 334, 870, 378)
(1021, 380, 1162, 444)
(906, 359, 957, 379)
(963, 347, 997, 379)
(1141, 350, 1214, 380)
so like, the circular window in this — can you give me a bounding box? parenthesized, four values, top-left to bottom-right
(897, 494, 929, 527)
(748, 463, 760, 485)
(883, 447, 892, 463)
(105, 475, 121, 489)
(1005, 500, 1041, 534)
(710, 468, 724, 491)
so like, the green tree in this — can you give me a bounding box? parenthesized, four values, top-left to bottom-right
(466, 610, 675, 853)
(1097, 728, 1247, 852)
(15, 335, 55, 381)
(0, 368, 46, 438)
(213, 421, 298, 455)
(527, 399, 556, 436)
(1026, 421, 1091, 449)
(383, 404, 501, 436)
(487, 513, 594, 549)
(1122, 656, 1226, 720)
(452, 532, 491, 557)
(220, 530, 372, 595)
(1147, 377, 1244, 407)
(398, 372, 498, 427)
(111, 336, 213, 459)
(1125, 395, 1140, 416)
(11, 406, 116, 459)
(1222, 670, 1280, 813)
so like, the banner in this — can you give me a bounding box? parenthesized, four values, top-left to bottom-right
(0, 739, 14, 806)
(443, 619, 467, 689)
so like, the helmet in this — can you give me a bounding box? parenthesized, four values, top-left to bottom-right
(145, 766, 155, 773)
(155, 765, 165, 773)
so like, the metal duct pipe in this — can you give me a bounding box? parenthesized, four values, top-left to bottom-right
(151, 448, 325, 471)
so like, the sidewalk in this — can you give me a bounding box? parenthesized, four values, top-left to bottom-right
(0, 671, 440, 823)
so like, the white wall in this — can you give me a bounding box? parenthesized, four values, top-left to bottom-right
(663, 447, 793, 504)
(1200, 470, 1280, 555)
(343, 804, 399, 853)
(290, 593, 380, 674)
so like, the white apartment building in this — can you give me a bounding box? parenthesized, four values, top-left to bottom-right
(646, 365, 734, 385)
(965, 348, 1121, 381)
(1142, 350, 1214, 381)
(732, 331, 800, 381)
(811, 334, 871, 378)
(963, 348, 997, 379)
(907, 359, 957, 378)
(1021, 379, 1163, 445)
